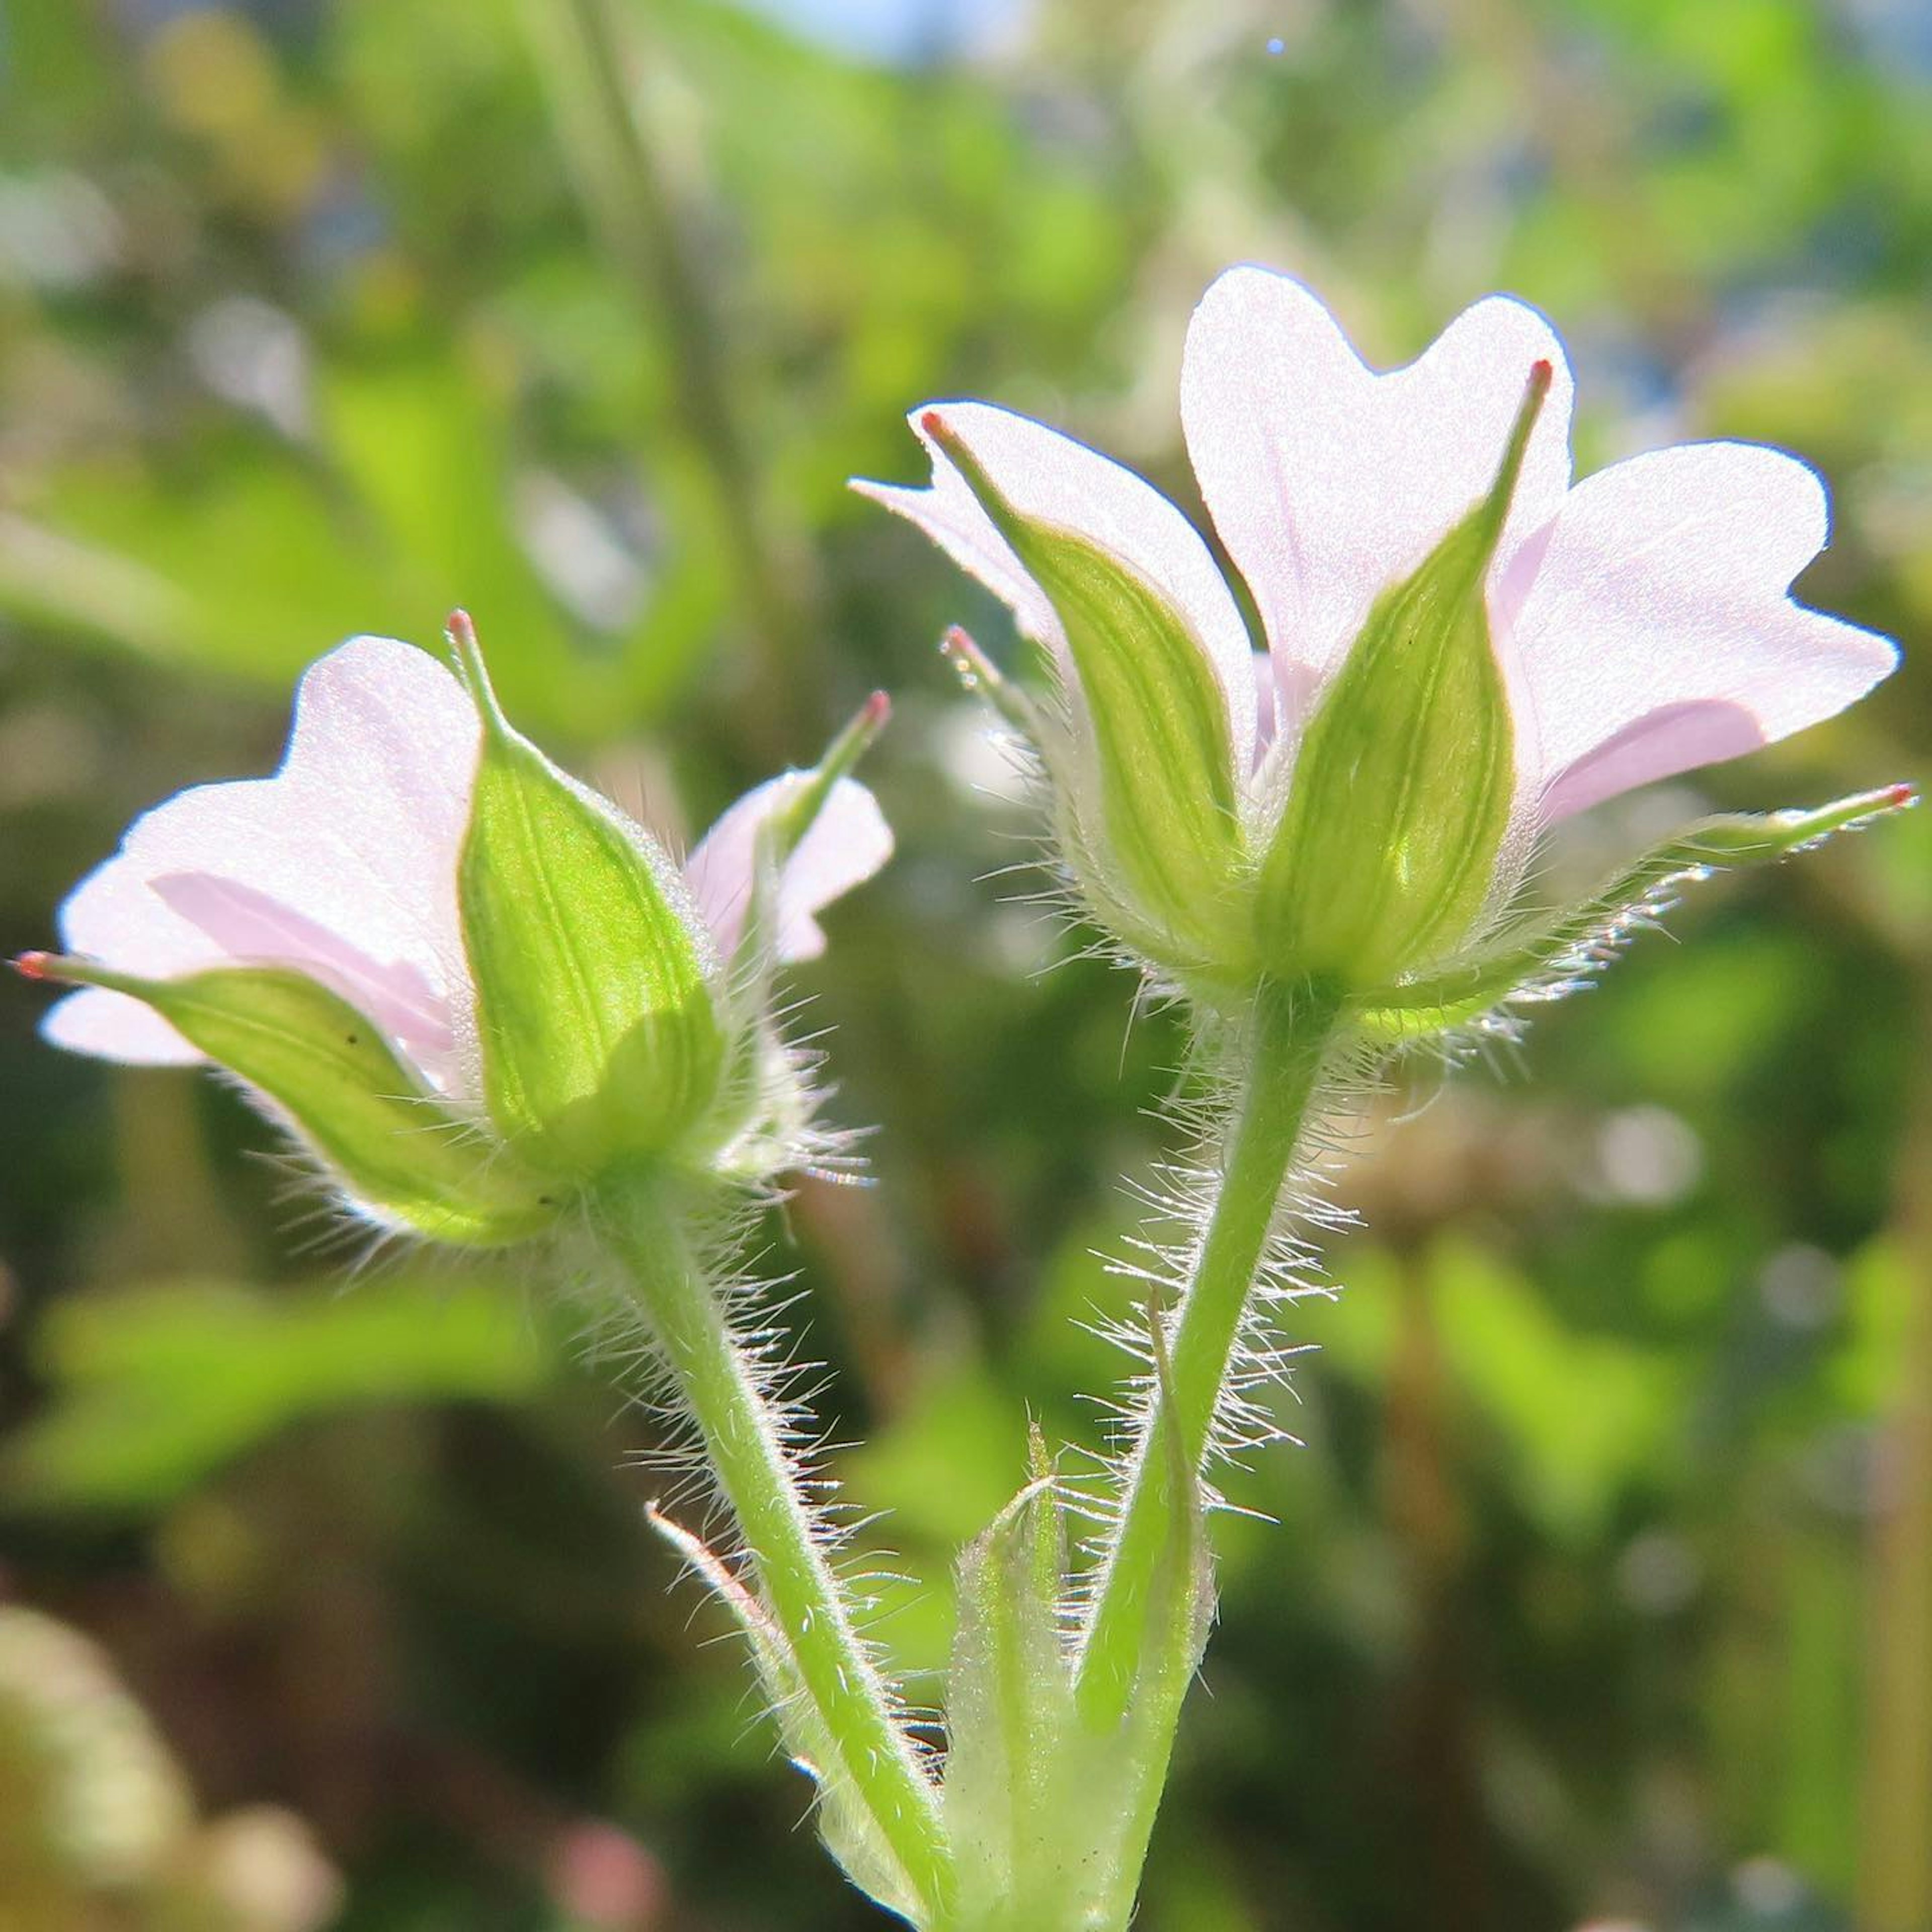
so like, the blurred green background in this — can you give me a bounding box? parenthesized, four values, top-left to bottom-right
(1, 1, 1928, 1927)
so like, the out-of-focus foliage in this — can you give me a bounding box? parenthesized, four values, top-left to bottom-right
(1, 1, 1926, 1928)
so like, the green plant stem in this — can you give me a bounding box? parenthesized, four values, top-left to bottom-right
(598, 1188, 951, 1917)
(526, 0, 819, 755)
(1076, 977, 1342, 1719)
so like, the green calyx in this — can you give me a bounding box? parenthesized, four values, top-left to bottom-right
(449, 613, 727, 1181)
(20, 956, 556, 1246)
(922, 418, 1247, 972)
(1254, 361, 1551, 989)
(1355, 783, 1920, 1043)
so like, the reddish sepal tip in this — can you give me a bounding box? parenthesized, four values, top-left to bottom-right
(862, 689, 892, 728)
(918, 408, 946, 438)
(1527, 357, 1554, 392)
(445, 608, 477, 646)
(1882, 782, 1919, 809)
(13, 951, 52, 980)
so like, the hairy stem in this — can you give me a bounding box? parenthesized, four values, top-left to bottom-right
(597, 1187, 951, 1917)
(1076, 977, 1343, 1720)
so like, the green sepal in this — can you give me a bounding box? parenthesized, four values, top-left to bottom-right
(450, 618, 725, 1179)
(28, 958, 557, 1246)
(943, 1397, 1215, 1928)
(1355, 783, 1919, 1044)
(646, 1505, 925, 1925)
(924, 420, 1247, 969)
(1255, 364, 1550, 988)
(943, 1436, 1089, 1927)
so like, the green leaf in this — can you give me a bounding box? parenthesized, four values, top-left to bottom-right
(23, 957, 558, 1247)
(1355, 784, 1918, 1043)
(1, 1277, 550, 1513)
(923, 422, 1246, 968)
(451, 618, 726, 1178)
(1255, 365, 1550, 988)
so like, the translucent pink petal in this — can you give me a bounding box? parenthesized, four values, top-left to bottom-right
(42, 986, 203, 1065)
(685, 775, 893, 963)
(855, 402, 1256, 777)
(51, 635, 481, 1093)
(150, 873, 456, 1069)
(1180, 266, 1574, 733)
(1509, 442, 1901, 819)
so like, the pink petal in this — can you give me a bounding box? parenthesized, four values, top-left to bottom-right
(685, 775, 892, 963)
(855, 402, 1256, 778)
(1180, 266, 1574, 734)
(1510, 442, 1901, 820)
(51, 635, 481, 1093)
(42, 987, 203, 1065)
(150, 872, 456, 1070)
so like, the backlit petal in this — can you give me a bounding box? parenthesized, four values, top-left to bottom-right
(1180, 266, 1574, 732)
(686, 775, 893, 963)
(52, 635, 480, 1091)
(1510, 442, 1900, 819)
(857, 402, 1256, 776)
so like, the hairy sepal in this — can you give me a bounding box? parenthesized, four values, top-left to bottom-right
(646, 1507, 925, 1925)
(945, 1420, 1213, 1932)
(1356, 784, 1918, 1043)
(30, 959, 555, 1246)
(923, 424, 1247, 974)
(453, 637, 726, 1180)
(1255, 366, 1548, 988)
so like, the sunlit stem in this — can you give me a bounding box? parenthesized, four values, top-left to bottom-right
(597, 1185, 952, 1917)
(1075, 977, 1343, 1722)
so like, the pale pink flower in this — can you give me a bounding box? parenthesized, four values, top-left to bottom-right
(42, 635, 891, 1095)
(860, 265, 1897, 840)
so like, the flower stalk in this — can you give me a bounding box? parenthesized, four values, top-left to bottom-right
(1076, 980, 1342, 1726)
(592, 1182, 952, 1921)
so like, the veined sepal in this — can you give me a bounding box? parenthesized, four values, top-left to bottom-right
(448, 614, 728, 1181)
(1355, 782, 1919, 1044)
(943, 1389, 1214, 1930)
(14, 955, 557, 1246)
(919, 416, 1250, 979)
(1255, 362, 1551, 989)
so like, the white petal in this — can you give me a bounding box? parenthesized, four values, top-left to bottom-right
(53, 635, 481, 1092)
(855, 401, 1256, 777)
(42, 987, 201, 1065)
(685, 774, 893, 963)
(1510, 442, 1901, 819)
(1180, 266, 1574, 731)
